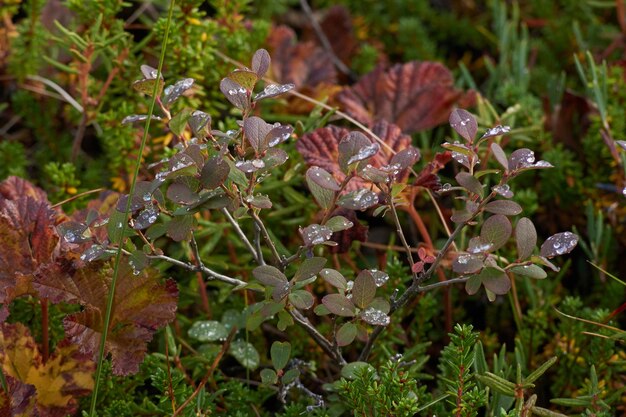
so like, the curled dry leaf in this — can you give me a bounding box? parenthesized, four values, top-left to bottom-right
(336, 61, 476, 134)
(297, 120, 411, 191)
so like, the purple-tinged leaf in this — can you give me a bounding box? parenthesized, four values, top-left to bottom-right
(480, 214, 512, 251)
(479, 267, 510, 295)
(338, 132, 379, 171)
(300, 224, 333, 246)
(140, 65, 161, 80)
(484, 200, 522, 216)
(337, 189, 379, 211)
(243, 116, 272, 153)
(540, 231, 578, 258)
(359, 164, 389, 183)
(390, 146, 421, 169)
(322, 294, 356, 317)
(166, 182, 198, 205)
(481, 125, 511, 140)
(508, 149, 553, 172)
(352, 270, 376, 309)
(166, 214, 194, 242)
(293, 257, 327, 281)
(200, 157, 230, 190)
(305, 171, 335, 210)
(121, 114, 162, 125)
(220, 78, 249, 110)
(325, 216, 353, 232)
(456, 172, 483, 196)
(306, 166, 340, 191)
(509, 265, 546, 279)
(467, 236, 494, 254)
(236, 159, 266, 173)
(320, 269, 348, 290)
(617, 140, 626, 151)
(289, 290, 314, 310)
(163, 78, 195, 105)
(57, 222, 90, 244)
(245, 194, 272, 209)
(189, 111, 211, 139)
(360, 307, 390, 326)
(490, 143, 509, 170)
(265, 125, 293, 148)
(336, 322, 357, 346)
(515, 217, 536, 260)
(369, 270, 389, 287)
(272, 282, 291, 301)
(492, 184, 514, 198)
(253, 265, 287, 286)
(450, 209, 473, 224)
(252, 49, 271, 78)
(131, 206, 159, 230)
(262, 148, 289, 169)
(452, 253, 484, 274)
(449, 109, 477, 142)
(253, 83, 295, 101)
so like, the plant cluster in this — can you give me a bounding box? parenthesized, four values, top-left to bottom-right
(1, 0, 625, 416)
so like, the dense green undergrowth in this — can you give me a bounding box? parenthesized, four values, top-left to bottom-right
(0, 0, 625, 416)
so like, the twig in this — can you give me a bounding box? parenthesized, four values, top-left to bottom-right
(189, 234, 211, 316)
(289, 309, 346, 365)
(298, 0, 354, 79)
(51, 187, 105, 208)
(389, 198, 418, 279)
(221, 207, 261, 264)
(249, 210, 283, 266)
(147, 253, 251, 289)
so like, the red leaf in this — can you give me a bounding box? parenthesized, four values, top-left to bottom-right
(34, 260, 178, 375)
(414, 151, 452, 190)
(336, 62, 476, 134)
(297, 120, 411, 191)
(0, 179, 60, 321)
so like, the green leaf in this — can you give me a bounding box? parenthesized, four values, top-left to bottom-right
(253, 265, 287, 287)
(480, 214, 512, 251)
(325, 215, 354, 232)
(293, 257, 326, 281)
(479, 267, 510, 295)
(169, 108, 193, 136)
(305, 170, 335, 210)
(188, 321, 228, 342)
(306, 166, 340, 191)
(465, 275, 482, 295)
(260, 368, 277, 385)
(282, 368, 299, 385)
(509, 264, 547, 279)
(352, 270, 376, 309)
(336, 322, 357, 347)
(270, 341, 291, 370)
(132, 77, 164, 97)
(229, 340, 259, 370)
(525, 356, 557, 384)
(288, 290, 314, 310)
(165, 214, 194, 242)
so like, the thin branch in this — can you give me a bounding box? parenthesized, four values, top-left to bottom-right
(249, 210, 283, 266)
(220, 207, 261, 264)
(416, 276, 470, 292)
(299, 0, 354, 79)
(389, 198, 418, 279)
(289, 309, 346, 365)
(147, 253, 251, 289)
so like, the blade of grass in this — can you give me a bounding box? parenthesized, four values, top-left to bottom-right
(88, 1, 176, 414)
